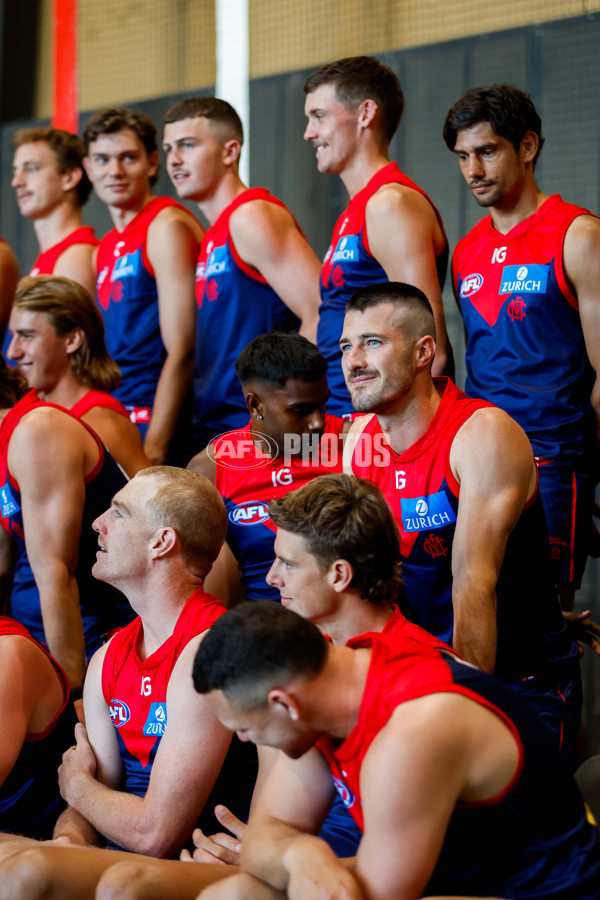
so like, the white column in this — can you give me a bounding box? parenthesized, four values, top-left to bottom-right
(216, 0, 249, 185)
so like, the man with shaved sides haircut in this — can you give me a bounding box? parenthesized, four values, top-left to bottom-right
(163, 97, 321, 450)
(342, 281, 583, 759)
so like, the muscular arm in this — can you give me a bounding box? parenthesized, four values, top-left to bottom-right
(0, 241, 20, 343)
(563, 214, 600, 449)
(54, 244, 97, 297)
(230, 200, 321, 343)
(58, 634, 233, 857)
(366, 184, 453, 377)
(241, 747, 340, 893)
(80, 406, 152, 477)
(145, 209, 203, 464)
(8, 409, 89, 690)
(449, 408, 538, 671)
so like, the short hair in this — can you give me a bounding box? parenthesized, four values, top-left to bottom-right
(135, 467, 227, 578)
(442, 84, 545, 166)
(234, 332, 327, 389)
(0, 355, 29, 408)
(193, 601, 328, 709)
(269, 474, 402, 607)
(14, 276, 121, 392)
(304, 56, 404, 144)
(346, 281, 436, 343)
(164, 97, 244, 145)
(83, 108, 159, 185)
(13, 126, 92, 206)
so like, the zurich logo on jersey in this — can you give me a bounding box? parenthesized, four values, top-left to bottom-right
(109, 699, 131, 728)
(143, 702, 167, 737)
(112, 251, 140, 281)
(500, 263, 549, 295)
(401, 491, 456, 532)
(459, 273, 483, 298)
(205, 245, 230, 278)
(0, 482, 19, 518)
(229, 501, 270, 526)
(333, 777, 355, 809)
(332, 235, 359, 263)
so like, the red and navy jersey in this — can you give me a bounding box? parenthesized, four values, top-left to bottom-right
(382, 605, 455, 655)
(96, 197, 191, 410)
(318, 163, 448, 416)
(0, 390, 133, 656)
(213, 417, 345, 600)
(193, 189, 300, 446)
(349, 378, 577, 681)
(101, 588, 225, 798)
(0, 617, 77, 839)
(69, 388, 130, 420)
(453, 195, 596, 465)
(317, 631, 600, 898)
(29, 226, 98, 276)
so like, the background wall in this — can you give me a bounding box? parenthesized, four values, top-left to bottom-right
(1, 2, 599, 749)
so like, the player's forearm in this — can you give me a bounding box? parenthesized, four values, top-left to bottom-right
(144, 351, 194, 464)
(452, 583, 498, 673)
(38, 579, 86, 690)
(60, 770, 178, 857)
(298, 306, 319, 344)
(242, 819, 331, 893)
(53, 805, 104, 848)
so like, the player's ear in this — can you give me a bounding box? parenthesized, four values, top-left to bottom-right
(150, 526, 177, 559)
(65, 327, 85, 355)
(357, 98, 378, 131)
(246, 389, 263, 419)
(269, 688, 300, 721)
(223, 139, 241, 167)
(520, 131, 539, 166)
(61, 166, 83, 194)
(415, 334, 436, 371)
(329, 559, 353, 593)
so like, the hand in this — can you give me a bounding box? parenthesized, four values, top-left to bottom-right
(562, 609, 600, 657)
(286, 836, 363, 900)
(180, 805, 246, 864)
(58, 722, 98, 803)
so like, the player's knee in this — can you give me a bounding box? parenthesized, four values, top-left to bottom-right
(0, 846, 56, 900)
(96, 859, 153, 900)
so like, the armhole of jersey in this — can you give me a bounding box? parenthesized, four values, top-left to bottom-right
(556, 214, 585, 311)
(227, 201, 272, 286)
(342, 414, 375, 474)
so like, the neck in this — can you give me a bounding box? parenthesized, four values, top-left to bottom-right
(489, 182, 548, 235)
(304, 645, 371, 740)
(108, 191, 154, 232)
(40, 372, 89, 408)
(33, 204, 84, 252)
(322, 597, 393, 646)
(340, 146, 390, 199)
(374, 373, 442, 456)
(126, 570, 203, 659)
(197, 172, 247, 227)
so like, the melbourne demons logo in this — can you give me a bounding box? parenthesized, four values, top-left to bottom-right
(229, 501, 270, 526)
(459, 273, 483, 299)
(109, 699, 131, 728)
(333, 777, 355, 809)
(507, 296, 527, 321)
(423, 533, 448, 558)
(331, 265, 345, 288)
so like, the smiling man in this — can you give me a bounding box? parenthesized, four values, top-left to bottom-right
(303, 55, 453, 415)
(341, 280, 582, 760)
(12, 127, 97, 295)
(162, 97, 321, 451)
(83, 108, 204, 464)
(443, 84, 600, 610)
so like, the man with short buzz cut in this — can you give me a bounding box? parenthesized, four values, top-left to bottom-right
(303, 55, 453, 415)
(162, 97, 321, 451)
(83, 107, 204, 465)
(0, 467, 256, 899)
(8, 274, 150, 477)
(189, 601, 600, 900)
(188, 331, 345, 605)
(341, 280, 584, 759)
(443, 84, 600, 611)
(12, 127, 97, 296)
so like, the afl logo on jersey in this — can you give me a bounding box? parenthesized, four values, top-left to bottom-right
(229, 501, 270, 526)
(109, 699, 131, 728)
(333, 777, 355, 809)
(459, 273, 483, 299)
